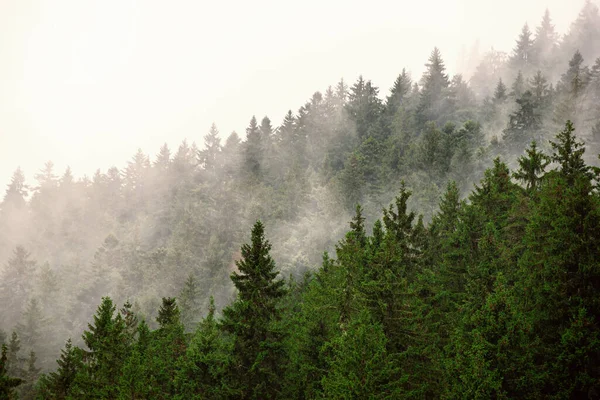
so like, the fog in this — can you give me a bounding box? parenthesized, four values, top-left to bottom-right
(0, 0, 598, 383)
(0, 0, 580, 186)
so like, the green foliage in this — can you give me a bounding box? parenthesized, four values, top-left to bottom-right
(0, 344, 22, 399)
(220, 221, 287, 399)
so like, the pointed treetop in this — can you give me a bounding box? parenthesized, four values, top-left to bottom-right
(513, 141, 550, 191)
(550, 120, 590, 181)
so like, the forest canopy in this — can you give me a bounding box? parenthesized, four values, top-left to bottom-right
(2, 2, 600, 399)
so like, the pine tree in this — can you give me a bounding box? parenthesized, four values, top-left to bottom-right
(0, 344, 22, 399)
(17, 351, 40, 400)
(515, 120, 600, 397)
(0, 247, 37, 325)
(561, 0, 600, 61)
(144, 297, 187, 399)
(513, 141, 550, 192)
(417, 47, 451, 125)
(36, 339, 80, 399)
(386, 69, 412, 116)
(220, 221, 287, 399)
(503, 91, 541, 153)
(69, 297, 127, 399)
(493, 78, 507, 104)
(243, 116, 263, 181)
(510, 70, 525, 99)
(347, 76, 383, 140)
(154, 142, 172, 171)
(178, 274, 202, 332)
(510, 23, 535, 75)
(550, 120, 591, 183)
(175, 297, 233, 399)
(2, 167, 28, 212)
(199, 123, 222, 173)
(533, 9, 559, 74)
(321, 310, 400, 399)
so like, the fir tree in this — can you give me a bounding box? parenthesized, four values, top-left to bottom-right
(0, 344, 22, 399)
(513, 141, 550, 192)
(510, 23, 535, 74)
(220, 221, 287, 399)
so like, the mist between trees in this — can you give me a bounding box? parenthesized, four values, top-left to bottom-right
(2, 1, 600, 398)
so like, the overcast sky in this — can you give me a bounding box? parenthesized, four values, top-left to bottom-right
(0, 0, 585, 188)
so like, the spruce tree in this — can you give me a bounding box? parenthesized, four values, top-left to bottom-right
(175, 297, 233, 399)
(510, 23, 535, 75)
(69, 297, 127, 399)
(417, 47, 451, 126)
(220, 221, 287, 399)
(0, 344, 22, 399)
(513, 141, 550, 192)
(36, 339, 80, 399)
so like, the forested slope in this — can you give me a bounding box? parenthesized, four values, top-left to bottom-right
(2, 2, 600, 398)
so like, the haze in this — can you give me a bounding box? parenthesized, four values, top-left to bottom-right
(0, 0, 581, 186)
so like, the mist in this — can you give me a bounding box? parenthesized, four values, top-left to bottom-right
(0, 0, 580, 187)
(1, 0, 600, 397)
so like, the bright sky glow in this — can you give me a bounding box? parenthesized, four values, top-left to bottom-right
(0, 0, 583, 187)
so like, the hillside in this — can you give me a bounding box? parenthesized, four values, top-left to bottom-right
(2, 2, 600, 398)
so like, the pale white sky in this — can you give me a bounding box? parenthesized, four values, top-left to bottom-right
(0, 0, 584, 188)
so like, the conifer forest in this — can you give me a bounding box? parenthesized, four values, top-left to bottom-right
(4, 2, 600, 399)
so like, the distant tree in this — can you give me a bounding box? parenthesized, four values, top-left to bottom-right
(17, 351, 40, 400)
(561, 0, 600, 62)
(243, 116, 263, 181)
(347, 75, 383, 140)
(0, 247, 37, 324)
(503, 91, 541, 153)
(0, 344, 22, 399)
(528, 70, 552, 112)
(417, 47, 451, 125)
(532, 9, 559, 75)
(510, 23, 535, 75)
(36, 339, 81, 399)
(386, 68, 412, 117)
(16, 298, 46, 355)
(154, 143, 172, 171)
(493, 78, 507, 104)
(2, 168, 28, 211)
(178, 274, 202, 332)
(513, 141, 550, 192)
(199, 123, 222, 173)
(510, 70, 526, 99)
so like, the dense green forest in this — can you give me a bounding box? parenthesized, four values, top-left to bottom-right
(3, 2, 600, 398)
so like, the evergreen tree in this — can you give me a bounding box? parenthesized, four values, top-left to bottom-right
(199, 123, 223, 172)
(510, 23, 535, 75)
(220, 221, 287, 399)
(386, 68, 412, 117)
(493, 78, 507, 104)
(69, 297, 127, 399)
(144, 297, 186, 399)
(175, 297, 233, 399)
(510, 70, 525, 99)
(532, 9, 559, 74)
(513, 141, 550, 192)
(179, 274, 203, 332)
(243, 116, 263, 181)
(503, 91, 541, 153)
(154, 142, 172, 171)
(417, 47, 451, 126)
(0, 246, 37, 324)
(36, 339, 80, 399)
(0, 344, 22, 399)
